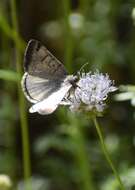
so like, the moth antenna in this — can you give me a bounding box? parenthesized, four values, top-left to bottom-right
(76, 62, 89, 77)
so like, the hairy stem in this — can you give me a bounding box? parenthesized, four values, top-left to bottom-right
(92, 116, 125, 190)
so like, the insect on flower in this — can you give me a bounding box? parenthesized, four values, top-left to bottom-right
(21, 39, 78, 115)
(21, 40, 117, 115)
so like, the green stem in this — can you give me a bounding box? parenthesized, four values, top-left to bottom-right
(92, 116, 125, 190)
(70, 117, 96, 190)
(10, 0, 31, 189)
(62, 0, 74, 73)
(79, 0, 89, 18)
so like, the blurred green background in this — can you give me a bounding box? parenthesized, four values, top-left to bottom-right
(0, 0, 135, 190)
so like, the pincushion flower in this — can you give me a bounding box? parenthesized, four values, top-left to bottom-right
(65, 72, 125, 190)
(68, 72, 117, 113)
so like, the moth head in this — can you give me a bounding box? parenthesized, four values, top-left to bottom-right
(65, 75, 79, 88)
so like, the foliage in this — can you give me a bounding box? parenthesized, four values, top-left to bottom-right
(0, 0, 135, 190)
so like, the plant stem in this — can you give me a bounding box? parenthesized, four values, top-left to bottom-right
(10, 0, 31, 189)
(92, 116, 125, 190)
(79, 0, 89, 18)
(62, 0, 74, 73)
(70, 117, 96, 190)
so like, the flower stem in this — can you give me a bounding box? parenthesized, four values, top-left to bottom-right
(10, 0, 31, 189)
(92, 116, 125, 190)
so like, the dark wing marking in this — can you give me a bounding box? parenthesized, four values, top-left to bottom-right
(24, 39, 67, 80)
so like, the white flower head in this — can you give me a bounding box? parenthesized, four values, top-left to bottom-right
(0, 175, 12, 189)
(69, 71, 117, 114)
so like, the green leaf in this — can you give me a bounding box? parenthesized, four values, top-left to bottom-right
(0, 69, 20, 82)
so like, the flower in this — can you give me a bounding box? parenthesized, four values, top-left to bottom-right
(0, 175, 12, 189)
(68, 72, 117, 114)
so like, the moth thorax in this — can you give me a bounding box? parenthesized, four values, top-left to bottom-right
(66, 75, 78, 88)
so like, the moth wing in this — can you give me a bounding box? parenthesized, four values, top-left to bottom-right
(21, 39, 68, 103)
(29, 82, 72, 115)
(24, 39, 67, 79)
(21, 72, 65, 103)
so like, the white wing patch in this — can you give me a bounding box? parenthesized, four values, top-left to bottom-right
(29, 82, 72, 115)
(21, 72, 46, 103)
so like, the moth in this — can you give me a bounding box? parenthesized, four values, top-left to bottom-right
(21, 39, 78, 115)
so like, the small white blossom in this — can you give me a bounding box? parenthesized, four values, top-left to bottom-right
(0, 175, 12, 189)
(69, 72, 117, 113)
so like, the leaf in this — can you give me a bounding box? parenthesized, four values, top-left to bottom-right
(0, 69, 20, 82)
(0, 12, 25, 52)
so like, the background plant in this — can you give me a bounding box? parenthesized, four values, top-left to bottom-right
(0, 0, 135, 190)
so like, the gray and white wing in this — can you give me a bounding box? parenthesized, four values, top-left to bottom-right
(21, 39, 68, 104)
(24, 39, 67, 79)
(29, 82, 72, 115)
